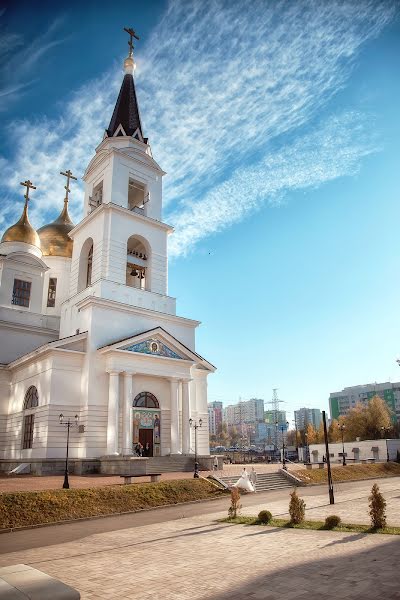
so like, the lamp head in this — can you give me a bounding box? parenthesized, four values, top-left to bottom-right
(199, 418, 203, 427)
(59, 413, 64, 424)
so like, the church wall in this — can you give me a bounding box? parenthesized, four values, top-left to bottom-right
(42, 256, 71, 316)
(68, 210, 106, 297)
(0, 252, 46, 315)
(88, 303, 197, 352)
(192, 369, 210, 456)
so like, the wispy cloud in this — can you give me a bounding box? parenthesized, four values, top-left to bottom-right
(0, 0, 397, 254)
(0, 14, 67, 111)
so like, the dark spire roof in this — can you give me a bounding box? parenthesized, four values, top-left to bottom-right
(106, 73, 145, 141)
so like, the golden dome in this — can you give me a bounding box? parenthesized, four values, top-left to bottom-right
(1, 201, 41, 248)
(38, 201, 75, 258)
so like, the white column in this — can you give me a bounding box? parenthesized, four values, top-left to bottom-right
(170, 379, 180, 454)
(122, 372, 133, 455)
(107, 371, 120, 455)
(181, 380, 191, 454)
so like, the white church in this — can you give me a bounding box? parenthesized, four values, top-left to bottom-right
(0, 32, 215, 474)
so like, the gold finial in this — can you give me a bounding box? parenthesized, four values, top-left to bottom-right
(60, 169, 77, 205)
(124, 27, 139, 58)
(20, 179, 36, 206)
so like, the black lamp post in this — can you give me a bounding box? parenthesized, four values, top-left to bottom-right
(292, 417, 299, 461)
(189, 418, 202, 478)
(338, 423, 346, 466)
(304, 432, 309, 464)
(381, 426, 391, 462)
(59, 413, 79, 489)
(276, 420, 290, 470)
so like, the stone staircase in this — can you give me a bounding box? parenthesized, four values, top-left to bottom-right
(218, 471, 295, 493)
(146, 455, 195, 473)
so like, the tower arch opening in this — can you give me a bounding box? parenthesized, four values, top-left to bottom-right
(78, 237, 94, 292)
(126, 235, 150, 290)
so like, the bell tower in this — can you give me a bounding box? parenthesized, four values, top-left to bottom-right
(61, 29, 175, 338)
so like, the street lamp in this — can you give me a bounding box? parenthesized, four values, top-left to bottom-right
(59, 413, 79, 489)
(304, 432, 309, 465)
(381, 426, 391, 462)
(338, 423, 346, 466)
(292, 417, 299, 461)
(189, 418, 202, 478)
(276, 420, 290, 470)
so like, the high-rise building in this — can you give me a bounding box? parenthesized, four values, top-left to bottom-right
(294, 408, 322, 430)
(329, 383, 400, 423)
(208, 401, 223, 436)
(223, 398, 265, 426)
(264, 409, 287, 425)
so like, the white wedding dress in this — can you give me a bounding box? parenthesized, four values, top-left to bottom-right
(233, 469, 255, 492)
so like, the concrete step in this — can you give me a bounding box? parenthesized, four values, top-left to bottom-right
(219, 472, 294, 492)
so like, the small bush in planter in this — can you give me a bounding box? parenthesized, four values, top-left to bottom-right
(258, 510, 272, 524)
(289, 489, 306, 524)
(324, 515, 341, 529)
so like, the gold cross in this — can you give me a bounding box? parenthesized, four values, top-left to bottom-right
(124, 27, 139, 57)
(20, 179, 36, 204)
(60, 169, 77, 203)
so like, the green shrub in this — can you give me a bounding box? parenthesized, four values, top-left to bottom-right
(324, 515, 341, 529)
(228, 487, 242, 519)
(289, 489, 306, 524)
(257, 510, 272, 524)
(369, 483, 387, 529)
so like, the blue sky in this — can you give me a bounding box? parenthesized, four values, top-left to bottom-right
(1, 0, 400, 422)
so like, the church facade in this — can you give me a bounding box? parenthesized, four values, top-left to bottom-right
(0, 36, 214, 471)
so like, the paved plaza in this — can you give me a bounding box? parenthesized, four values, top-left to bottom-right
(0, 478, 399, 599)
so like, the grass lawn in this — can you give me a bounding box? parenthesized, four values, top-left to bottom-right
(0, 478, 225, 530)
(222, 516, 400, 536)
(291, 461, 400, 484)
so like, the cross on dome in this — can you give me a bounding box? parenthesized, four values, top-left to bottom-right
(60, 169, 77, 205)
(20, 179, 36, 206)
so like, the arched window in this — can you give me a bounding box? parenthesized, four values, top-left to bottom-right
(133, 392, 159, 409)
(22, 386, 38, 449)
(86, 244, 93, 287)
(23, 386, 38, 410)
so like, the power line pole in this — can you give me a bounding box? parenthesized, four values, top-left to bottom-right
(267, 389, 285, 457)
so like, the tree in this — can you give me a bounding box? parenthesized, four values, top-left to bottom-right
(305, 423, 317, 444)
(369, 483, 386, 529)
(365, 395, 392, 439)
(286, 430, 297, 446)
(230, 426, 240, 446)
(343, 396, 393, 441)
(328, 419, 341, 442)
(317, 421, 325, 444)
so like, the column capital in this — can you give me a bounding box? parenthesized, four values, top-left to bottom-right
(107, 370, 121, 376)
(123, 370, 136, 377)
(181, 378, 193, 384)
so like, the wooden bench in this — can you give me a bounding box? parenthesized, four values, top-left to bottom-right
(0, 564, 80, 599)
(119, 473, 161, 484)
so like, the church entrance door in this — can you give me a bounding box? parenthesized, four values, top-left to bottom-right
(139, 428, 153, 457)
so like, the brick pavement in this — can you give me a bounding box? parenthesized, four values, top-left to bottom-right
(0, 480, 399, 599)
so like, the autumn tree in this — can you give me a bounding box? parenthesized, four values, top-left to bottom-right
(317, 421, 325, 444)
(365, 395, 392, 439)
(305, 423, 317, 444)
(328, 419, 341, 442)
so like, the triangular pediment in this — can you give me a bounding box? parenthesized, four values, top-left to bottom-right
(98, 327, 215, 371)
(122, 337, 183, 359)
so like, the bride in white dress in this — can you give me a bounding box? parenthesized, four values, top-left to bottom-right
(233, 467, 255, 492)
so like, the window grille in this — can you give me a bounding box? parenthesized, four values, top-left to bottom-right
(133, 392, 159, 409)
(22, 414, 35, 449)
(23, 386, 39, 410)
(12, 279, 31, 307)
(47, 278, 57, 307)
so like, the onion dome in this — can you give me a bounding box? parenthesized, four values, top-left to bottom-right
(38, 200, 75, 258)
(1, 198, 41, 248)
